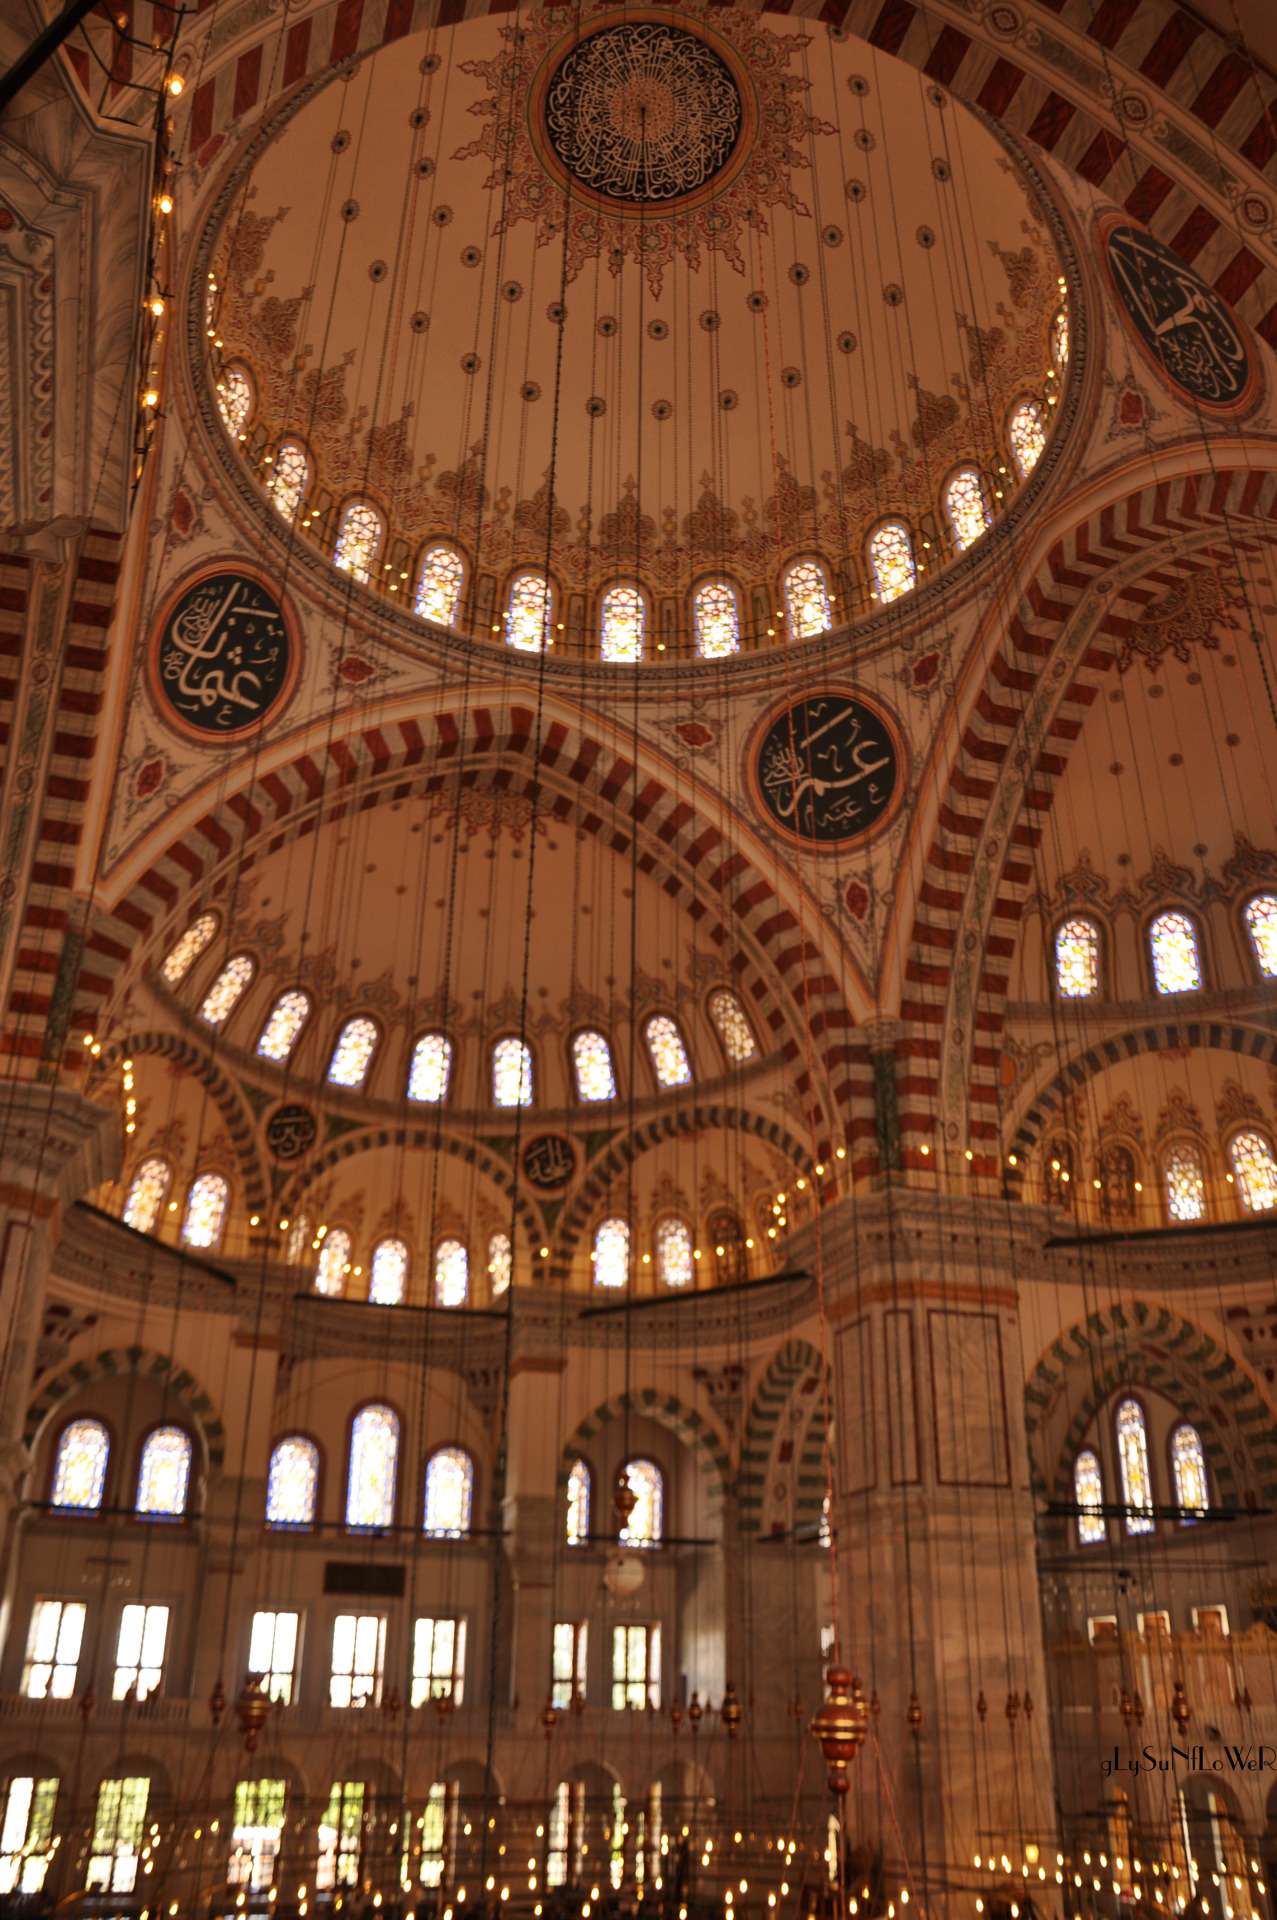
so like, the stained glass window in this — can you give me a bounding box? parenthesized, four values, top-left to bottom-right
(1162, 1141, 1206, 1222)
(315, 1227, 352, 1296)
(229, 1778, 286, 1890)
(694, 580, 740, 658)
(161, 912, 217, 985)
(408, 1032, 452, 1103)
(1116, 1397, 1155, 1534)
(412, 1617, 466, 1707)
(333, 500, 383, 583)
(644, 1014, 692, 1088)
(316, 1782, 363, 1889)
(123, 1157, 170, 1233)
(327, 1016, 379, 1089)
(488, 1231, 512, 1296)
(1171, 1424, 1209, 1521)
(22, 1600, 85, 1698)
(86, 1777, 150, 1893)
(286, 1216, 311, 1265)
(493, 1036, 533, 1106)
(216, 364, 252, 437)
(601, 584, 645, 663)
(1098, 1143, 1137, 1222)
(135, 1426, 191, 1519)
(1050, 305, 1069, 372)
(572, 1030, 617, 1102)
(566, 1458, 590, 1546)
(707, 988, 757, 1063)
(943, 467, 991, 550)
(414, 544, 465, 626)
(1008, 397, 1047, 477)
(51, 1418, 109, 1511)
(618, 1458, 662, 1548)
(256, 990, 311, 1062)
(505, 571, 551, 652)
(0, 1776, 58, 1894)
(268, 440, 309, 522)
(266, 1436, 318, 1527)
(1244, 894, 1277, 976)
(1054, 917, 1100, 998)
(346, 1405, 399, 1530)
(655, 1216, 693, 1290)
(198, 953, 254, 1026)
(783, 560, 832, 640)
(592, 1216, 630, 1290)
(1149, 910, 1203, 993)
(710, 1210, 748, 1286)
(1228, 1129, 1277, 1212)
(1045, 1139, 1074, 1208)
(433, 1238, 469, 1309)
(369, 1238, 408, 1305)
(1074, 1449, 1105, 1545)
(182, 1170, 229, 1249)
(868, 520, 916, 603)
(424, 1446, 473, 1538)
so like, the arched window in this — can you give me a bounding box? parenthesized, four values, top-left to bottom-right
(782, 560, 832, 640)
(346, 1405, 399, 1530)
(655, 1216, 693, 1290)
(488, 1231, 512, 1296)
(123, 1157, 170, 1233)
(266, 1435, 319, 1528)
(592, 1217, 630, 1290)
(414, 545, 465, 627)
(433, 1239, 469, 1309)
(1244, 894, 1277, 976)
(135, 1427, 191, 1519)
(407, 1032, 452, 1104)
(315, 1226, 352, 1297)
(1098, 1143, 1138, 1222)
(943, 467, 991, 550)
(572, 1030, 616, 1102)
(198, 954, 254, 1026)
(268, 439, 310, 522)
(1008, 397, 1047, 477)
(1162, 1141, 1207, 1222)
(492, 1036, 532, 1107)
(618, 1459, 662, 1548)
(1115, 1398, 1155, 1534)
(505, 571, 551, 652)
(256, 990, 311, 1063)
(327, 1017, 378, 1090)
(868, 520, 916, 604)
(600, 584, 645, 663)
(710, 1209, 748, 1286)
(693, 580, 740, 658)
(182, 1172, 229, 1249)
(285, 1216, 311, 1265)
(707, 988, 757, 1064)
(1074, 1448, 1105, 1545)
(51, 1418, 109, 1511)
(1149, 910, 1203, 993)
(1054, 917, 1100, 999)
(1050, 304, 1069, 373)
(1171, 1423, 1209, 1520)
(643, 1014, 692, 1088)
(161, 913, 217, 986)
(1045, 1139, 1074, 1209)
(216, 363, 253, 437)
(369, 1238, 408, 1306)
(566, 1458, 590, 1546)
(333, 501, 383, 583)
(1228, 1129, 1277, 1212)
(424, 1447, 473, 1538)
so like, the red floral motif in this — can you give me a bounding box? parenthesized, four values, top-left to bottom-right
(844, 880, 870, 920)
(675, 721, 713, 749)
(1120, 389, 1144, 425)
(912, 650, 940, 688)
(171, 491, 194, 535)
(135, 759, 164, 798)
(339, 656, 375, 685)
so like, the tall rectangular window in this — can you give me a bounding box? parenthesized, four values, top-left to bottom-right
(552, 1620, 587, 1709)
(611, 1623, 660, 1710)
(86, 1777, 149, 1892)
(418, 1782, 457, 1887)
(0, 1778, 58, 1893)
(411, 1617, 465, 1708)
(229, 1780, 286, 1890)
(547, 1781, 583, 1889)
(113, 1605, 168, 1701)
(316, 1782, 363, 1890)
(21, 1600, 85, 1698)
(329, 1615, 384, 1708)
(248, 1611, 300, 1703)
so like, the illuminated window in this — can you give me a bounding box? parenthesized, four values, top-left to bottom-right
(566, 1458, 590, 1546)
(316, 1782, 363, 1890)
(1242, 893, 1277, 977)
(1008, 397, 1047, 477)
(505, 571, 551, 652)
(256, 989, 311, 1062)
(424, 1446, 473, 1538)
(135, 1426, 191, 1519)
(216, 364, 252, 437)
(707, 988, 757, 1063)
(782, 560, 832, 640)
(709, 1209, 748, 1286)
(493, 1036, 532, 1107)
(369, 1237, 408, 1305)
(1098, 1142, 1137, 1222)
(1116, 1398, 1154, 1534)
(113, 1604, 168, 1700)
(1162, 1141, 1207, 1223)
(268, 440, 309, 522)
(694, 580, 740, 658)
(51, 1418, 109, 1512)
(611, 1623, 661, 1710)
(943, 467, 991, 550)
(182, 1171, 229, 1249)
(548, 1781, 583, 1888)
(315, 1226, 352, 1296)
(655, 1216, 693, 1290)
(123, 1157, 170, 1233)
(21, 1600, 85, 1699)
(618, 1458, 662, 1547)
(1228, 1129, 1277, 1212)
(412, 1617, 466, 1707)
(1050, 304, 1069, 372)
(86, 1777, 150, 1893)
(1074, 1449, 1105, 1545)
(327, 1016, 379, 1089)
(418, 1783, 455, 1889)
(552, 1620, 588, 1709)
(1054, 917, 1100, 998)
(408, 1032, 452, 1103)
(433, 1238, 469, 1308)
(592, 1216, 630, 1290)
(285, 1216, 311, 1265)
(601, 584, 645, 663)
(1168, 1422, 1210, 1525)
(1149, 910, 1203, 993)
(1044, 1138, 1074, 1209)
(572, 1029, 617, 1102)
(0, 1776, 58, 1894)
(265, 1436, 318, 1528)
(229, 1779, 286, 1892)
(868, 520, 916, 603)
(198, 953, 254, 1026)
(415, 544, 465, 626)
(161, 912, 217, 985)
(644, 1013, 692, 1087)
(488, 1231, 512, 1296)
(333, 500, 383, 584)
(346, 1405, 399, 1530)
(329, 1615, 384, 1708)
(247, 1611, 299, 1703)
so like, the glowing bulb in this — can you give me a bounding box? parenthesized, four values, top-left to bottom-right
(158, 193, 173, 213)
(168, 72, 183, 92)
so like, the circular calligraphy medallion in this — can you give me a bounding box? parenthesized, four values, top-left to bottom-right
(149, 564, 299, 743)
(751, 691, 902, 848)
(265, 1103, 318, 1162)
(521, 1133, 578, 1191)
(1101, 220, 1255, 413)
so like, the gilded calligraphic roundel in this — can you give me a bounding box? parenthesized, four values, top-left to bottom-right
(1103, 222, 1254, 412)
(752, 692, 901, 847)
(521, 1133, 578, 1191)
(266, 1104, 318, 1162)
(150, 567, 298, 743)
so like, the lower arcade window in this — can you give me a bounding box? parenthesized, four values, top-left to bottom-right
(86, 1776, 149, 1893)
(317, 1782, 364, 1890)
(229, 1780, 286, 1890)
(0, 1778, 57, 1894)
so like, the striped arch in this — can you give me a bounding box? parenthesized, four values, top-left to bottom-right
(281, 1123, 542, 1244)
(737, 1339, 830, 1536)
(25, 1345, 227, 1470)
(92, 1029, 269, 1213)
(560, 1390, 732, 1520)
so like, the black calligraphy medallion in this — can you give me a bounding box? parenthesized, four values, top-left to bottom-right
(151, 568, 297, 741)
(1104, 223, 1253, 411)
(266, 1104, 317, 1162)
(752, 693, 901, 847)
(521, 1133, 578, 1191)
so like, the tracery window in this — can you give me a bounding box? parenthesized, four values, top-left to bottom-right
(266, 1435, 319, 1528)
(327, 1017, 378, 1089)
(1054, 917, 1100, 999)
(492, 1036, 533, 1107)
(407, 1032, 452, 1104)
(1149, 910, 1203, 994)
(566, 1458, 590, 1546)
(123, 1157, 170, 1233)
(182, 1171, 229, 1249)
(51, 1418, 109, 1512)
(1228, 1129, 1277, 1212)
(1044, 1139, 1074, 1209)
(1244, 893, 1277, 977)
(267, 440, 309, 522)
(161, 912, 217, 985)
(592, 1216, 630, 1290)
(346, 1405, 399, 1530)
(1074, 1449, 1106, 1545)
(868, 520, 916, 604)
(135, 1427, 191, 1519)
(783, 560, 832, 640)
(1008, 397, 1047, 477)
(707, 987, 757, 1063)
(1050, 304, 1069, 373)
(1116, 1397, 1155, 1534)
(1098, 1143, 1138, 1222)
(424, 1446, 473, 1538)
(216, 364, 252, 438)
(572, 1029, 617, 1102)
(198, 953, 254, 1026)
(943, 467, 991, 550)
(433, 1238, 469, 1309)
(414, 544, 465, 627)
(655, 1216, 693, 1290)
(488, 1231, 512, 1296)
(709, 1210, 748, 1287)
(315, 1226, 352, 1297)
(333, 500, 383, 584)
(693, 580, 740, 658)
(600, 584, 645, 663)
(1171, 1423, 1209, 1520)
(369, 1237, 408, 1306)
(1162, 1141, 1207, 1223)
(505, 571, 552, 652)
(256, 990, 311, 1063)
(644, 1013, 692, 1088)
(618, 1458, 662, 1548)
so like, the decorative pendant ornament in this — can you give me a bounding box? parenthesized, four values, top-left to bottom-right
(1172, 1680, 1190, 1735)
(571, 1685, 586, 1717)
(1239, 1685, 1253, 1714)
(79, 1684, 96, 1723)
(541, 1695, 560, 1740)
(209, 1677, 227, 1725)
(238, 1674, 272, 1752)
(976, 1690, 987, 1723)
(603, 1548, 646, 1597)
(721, 1681, 743, 1739)
(382, 1686, 402, 1721)
(809, 1668, 868, 1795)
(869, 1689, 881, 1723)
(1132, 1690, 1145, 1725)
(688, 1690, 703, 1732)
(670, 1699, 684, 1737)
(1119, 1688, 1133, 1728)
(1006, 1690, 1020, 1729)
(434, 1692, 454, 1723)
(1023, 1690, 1034, 1722)
(614, 1477, 638, 1527)
(906, 1691, 923, 1740)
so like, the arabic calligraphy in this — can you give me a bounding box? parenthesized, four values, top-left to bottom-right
(154, 571, 293, 738)
(754, 694, 899, 845)
(1106, 225, 1251, 409)
(266, 1105, 317, 1162)
(522, 1133, 578, 1191)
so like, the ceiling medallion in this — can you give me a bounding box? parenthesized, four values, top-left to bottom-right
(750, 692, 903, 848)
(1099, 217, 1256, 414)
(148, 565, 299, 744)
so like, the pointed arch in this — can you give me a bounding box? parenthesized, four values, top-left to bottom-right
(559, 1391, 731, 1521)
(93, 1031, 267, 1213)
(737, 1339, 830, 1535)
(24, 1347, 226, 1471)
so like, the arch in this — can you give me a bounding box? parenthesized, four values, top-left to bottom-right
(559, 1392, 731, 1521)
(279, 1124, 542, 1249)
(24, 1347, 226, 1471)
(95, 1032, 267, 1213)
(737, 1339, 829, 1535)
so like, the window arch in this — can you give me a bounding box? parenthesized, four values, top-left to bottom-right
(505, 571, 552, 652)
(571, 1030, 616, 1103)
(1008, 397, 1047, 477)
(617, 1459, 662, 1548)
(50, 1417, 110, 1512)
(266, 1435, 319, 1528)
(1115, 1397, 1155, 1534)
(592, 1217, 630, 1290)
(1149, 909, 1203, 994)
(198, 954, 255, 1026)
(492, 1036, 532, 1107)
(1074, 1448, 1105, 1545)
(369, 1238, 409, 1306)
(488, 1231, 512, 1297)
(346, 1405, 399, 1530)
(433, 1239, 469, 1309)
(868, 520, 916, 603)
(407, 1032, 452, 1104)
(782, 559, 832, 640)
(600, 584, 645, 663)
(1228, 1129, 1277, 1212)
(1244, 893, 1277, 976)
(707, 988, 757, 1064)
(655, 1216, 693, 1290)
(135, 1427, 192, 1519)
(943, 467, 991, 550)
(1053, 917, 1100, 998)
(1162, 1141, 1207, 1223)
(693, 580, 740, 658)
(424, 1447, 473, 1538)
(333, 500, 383, 583)
(267, 439, 310, 521)
(414, 544, 465, 627)
(1171, 1422, 1209, 1521)
(643, 1014, 692, 1088)
(709, 1210, 748, 1287)
(161, 912, 217, 985)
(182, 1171, 229, 1249)
(315, 1226, 352, 1297)
(122, 1157, 170, 1233)
(327, 1017, 378, 1090)
(256, 990, 311, 1063)
(216, 363, 253, 438)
